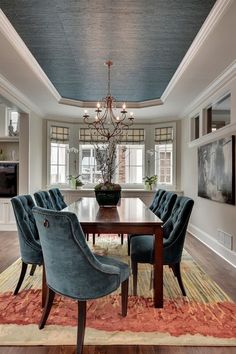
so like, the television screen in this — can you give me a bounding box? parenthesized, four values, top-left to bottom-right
(0, 163, 18, 198)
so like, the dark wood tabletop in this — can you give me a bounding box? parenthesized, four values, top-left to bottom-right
(64, 197, 164, 308)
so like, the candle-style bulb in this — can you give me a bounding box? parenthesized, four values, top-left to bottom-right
(84, 110, 88, 114)
(122, 103, 126, 110)
(97, 102, 100, 108)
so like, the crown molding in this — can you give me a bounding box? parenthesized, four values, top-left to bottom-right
(0, 73, 43, 116)
(184, 60, 236, 117)
(161, 0, 234, 103)
(0, 10, 61, 102)
(59, 97, 163, 109)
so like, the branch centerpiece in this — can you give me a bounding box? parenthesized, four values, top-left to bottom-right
(94, 138, 122, 207)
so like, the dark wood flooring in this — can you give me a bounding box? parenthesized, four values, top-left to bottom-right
(0, 231, 235, 354)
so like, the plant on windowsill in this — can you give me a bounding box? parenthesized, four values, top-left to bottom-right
(68, 175, 84, 190)
(143, 175, 158, 191)
(94, 139, 122, 207)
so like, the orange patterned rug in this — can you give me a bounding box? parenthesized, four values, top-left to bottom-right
(0, 236, 235, 346)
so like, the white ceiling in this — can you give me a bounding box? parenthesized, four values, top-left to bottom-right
(0, 0, 236, 123)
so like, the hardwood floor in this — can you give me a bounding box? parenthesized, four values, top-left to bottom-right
(0, 231, 235, 354)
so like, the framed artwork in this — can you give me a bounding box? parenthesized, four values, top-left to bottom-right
(198, 135, 235, 205)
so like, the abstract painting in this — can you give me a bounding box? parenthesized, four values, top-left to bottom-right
(198, 136, 235, 204)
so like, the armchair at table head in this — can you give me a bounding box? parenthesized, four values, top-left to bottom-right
(34, 191, 54, 209)
(11, 195, 43, 295)
(130, 196, 194, 296)
(48, 188, 67, 210)
(32, 206, 130, 354)
(149, 189, 165, 212)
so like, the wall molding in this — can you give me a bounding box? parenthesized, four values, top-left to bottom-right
(59, 97, 163, 109)
(0, 10, 61, 101)
(188, 223, 236, 268)
(185, 60, 236, 118)
(161, 0, 234, 103)
(0, 74, 43, 116)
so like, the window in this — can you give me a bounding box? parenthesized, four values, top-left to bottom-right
(191, 115, 200, 140)
(205, 94, 231, 134)
(50, 126, 69, 184)
(155, 127, 174, 185)
(79, 128, 145, 184)
(80, 144, 104, 183)
(7, 110, 19, 136)
(116, 145, 144, 183)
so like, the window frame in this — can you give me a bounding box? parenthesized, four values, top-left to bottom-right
(153, 122, 176, 189)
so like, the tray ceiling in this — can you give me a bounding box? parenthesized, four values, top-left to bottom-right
(1, 0, 216, 103)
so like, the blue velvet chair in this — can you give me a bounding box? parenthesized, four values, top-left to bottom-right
(149, 189, 165, 212)
(33, 207, 130, 354)
(34, 191, 54, 209)
(130, 196, 194, 296)
(127, 191, 176, 255)
(48, 188, 67, 210)
(11, 195, 43, 295)
(152, 191, 177, 222)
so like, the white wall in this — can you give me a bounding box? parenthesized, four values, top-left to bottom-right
(181, 72, 236, 266)
(29, 112, 43, 193)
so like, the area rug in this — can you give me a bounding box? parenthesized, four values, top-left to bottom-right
(0, 235, 235, 346)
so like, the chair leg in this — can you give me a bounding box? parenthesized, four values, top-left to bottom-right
(86, 233, 89, 241)
(92, 234, 96, 245)
(127, 235, 131, 256)
(120, 234, 124, 245)
(131, 259, 138, 296)
(30, 264, 37, 276)
(77, 301, 87, 354)
(172, 263, 186, 296)
(14, 261, 28, 295)
(121, 278, 129, 317)
(39, 287, 55, 329)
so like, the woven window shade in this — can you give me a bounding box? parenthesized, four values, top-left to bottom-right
(50, 126, 69, 143)
(155, 127, 173, 144)
(80, 128, 144, 143)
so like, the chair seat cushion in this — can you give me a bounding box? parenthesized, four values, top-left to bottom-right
(130, 235, 154, 264)
(95, 255, 130, 283)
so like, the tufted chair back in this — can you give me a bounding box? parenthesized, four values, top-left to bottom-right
(11, 195, 42, 265)
(33, 207, 129, 300)
(149, 189, 165, 212)
(34, 191, 54, 209)
(32, 207, 129, 354)
(154, 191, 177, 222)
(163, 196, 194, 264)
(49, 188, 67, 211)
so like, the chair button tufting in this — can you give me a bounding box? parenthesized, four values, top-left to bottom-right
(43, 219, 49, 228)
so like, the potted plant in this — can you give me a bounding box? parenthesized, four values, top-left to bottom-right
(68, 175, 84, 189)
(143, 175, 158, 191)
(94, 140, 121, 207)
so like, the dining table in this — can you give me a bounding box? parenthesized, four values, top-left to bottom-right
(63, 197, 164, 308)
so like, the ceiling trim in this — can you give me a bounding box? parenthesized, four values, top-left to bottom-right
(59, 97, 163, 109)
(161, 0, 234, 103)
(0, 10, 61, 101)
(0, 73, 43, 116)
(183, 59, 236, 117)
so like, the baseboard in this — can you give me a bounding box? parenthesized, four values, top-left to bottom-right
(0, 224, 17, 231)
(188, 223, 236, 268)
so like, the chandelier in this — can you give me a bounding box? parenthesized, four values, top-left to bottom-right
(83, 60, 134, 141)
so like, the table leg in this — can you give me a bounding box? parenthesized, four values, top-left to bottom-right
(153, 226, 163, 308)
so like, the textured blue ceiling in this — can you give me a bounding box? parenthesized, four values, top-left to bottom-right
(1, 0, 216, 102)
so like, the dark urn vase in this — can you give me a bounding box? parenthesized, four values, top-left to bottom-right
(95, 190, 121, 207)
